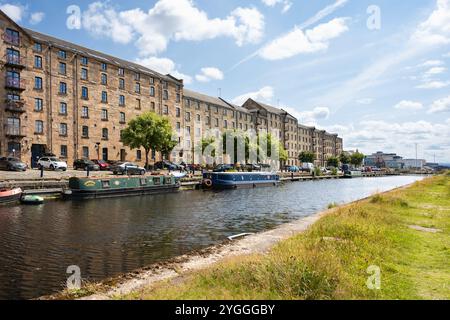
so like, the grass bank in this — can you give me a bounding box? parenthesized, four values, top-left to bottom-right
(123, 174, 449, 300)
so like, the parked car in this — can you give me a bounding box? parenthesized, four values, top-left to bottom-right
(300, 163, 314, 173)
(213, 164, 235, 172)
(154, 160, 181, 171)
(245, 163, 262, 172)
(285, 165, 300, 172)
(111, 162, 146, 175)
(0, 157, 27, 171)
(183, 163, 202, 172)
(91, 159, 110, 171)
(73, 159, 100, 171)
(37, 157, 68, 171)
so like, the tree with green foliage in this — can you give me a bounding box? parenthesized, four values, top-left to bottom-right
(258, 132, 288, 163)
(326, 156, 340, 168)
(121, 112, 177, 169)
(339, 152, 351, 165)
(350, 152, 365, 168)
(200, 137, 217, 158)
(298, 151, 315, 163)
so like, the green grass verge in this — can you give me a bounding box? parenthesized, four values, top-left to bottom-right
(123, 175, 450, 300)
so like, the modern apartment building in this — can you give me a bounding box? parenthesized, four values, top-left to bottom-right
(1, 10, 343, 168)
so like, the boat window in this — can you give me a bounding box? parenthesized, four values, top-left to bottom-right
(153, 177, 161, 185)
(102, 180, 110, 188)
(140, 178, 147, 186)
(165, 177, 172, 185)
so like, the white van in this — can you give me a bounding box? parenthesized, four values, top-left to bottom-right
(301, 163, 314, 173)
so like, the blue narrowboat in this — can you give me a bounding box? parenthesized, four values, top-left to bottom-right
(202, 172, 280, 189)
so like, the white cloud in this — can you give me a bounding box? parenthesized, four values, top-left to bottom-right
(261, 0, 292, 13)
(195, 67, 224, 82)
(298, 107, 330, 126)
(81, 0, 264, 56)
(0, 3, 25, 22)
(232, 86, 274, 105)
(416, 80, 450, 89)
(429, 95, 450, 113)
(135, 56, 192, 84)
(412, 0, 450, 46)
(419, 59, 444, 67)
(259, 17, 349, 60)
(394, 100, 423, 110)
(29, 11, 45, 25)
(425, 66, 447, 75)
(282, 106, 330, 126)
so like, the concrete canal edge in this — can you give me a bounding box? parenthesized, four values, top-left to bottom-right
(39, 181, 419, 301)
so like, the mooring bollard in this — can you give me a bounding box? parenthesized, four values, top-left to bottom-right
(40, 166, 44, 178)
(87, 166, 90, 177)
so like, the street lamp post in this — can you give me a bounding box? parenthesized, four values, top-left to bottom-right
(95, 142, 100, 160)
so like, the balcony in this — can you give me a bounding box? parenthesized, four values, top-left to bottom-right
(4, 125, 25, 138)
(5, 77, 26, 91)
(5, 98, 25, 113)
(2, 33, 20, 46)
(4, 54, 26, 69)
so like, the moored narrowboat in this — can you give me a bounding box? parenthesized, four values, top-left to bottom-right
(64, 175, 180, 200)
(0, 188, 22, 205)
(202, 172, 280, 189)
(343, 170, 363, 178)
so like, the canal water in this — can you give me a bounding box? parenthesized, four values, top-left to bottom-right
(0, 176, 423, 299)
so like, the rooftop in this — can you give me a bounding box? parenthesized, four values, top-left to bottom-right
(21, 26, 182, 84)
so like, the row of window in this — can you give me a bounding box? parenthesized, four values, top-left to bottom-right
(34, 56, 181, 103)
(77, 147, 143, 161)
(33, 98, 127, 122)
(31, 76, 172, 101)
(30, 119, 111, 140)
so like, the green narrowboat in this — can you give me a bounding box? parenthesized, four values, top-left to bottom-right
(64, 175, 180, 200)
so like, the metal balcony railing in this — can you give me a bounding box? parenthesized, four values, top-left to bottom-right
(5, 77, 26, 90)
(5, 98, 25, 113)
(2, 33, 20, 46)
(4, 125, 25, 137)
(4, 54, 26, 68)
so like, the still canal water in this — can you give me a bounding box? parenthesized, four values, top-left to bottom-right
(0, 176, 423, 299)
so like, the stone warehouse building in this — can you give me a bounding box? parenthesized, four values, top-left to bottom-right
(182, 91, 344, 167)
(0, 10, 342, 168)
(0, 11, 182, 168)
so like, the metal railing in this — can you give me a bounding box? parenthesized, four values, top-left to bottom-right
(5, 77, 26, 90)
(4, 125, 24, 137)
(4, 54, 26, 68)
(5, 98, 25, 113)
(2, 33, 20, 46)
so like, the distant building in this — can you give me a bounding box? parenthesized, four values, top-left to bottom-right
(364, 151, 403, 168)
(402, 159, 426, 169)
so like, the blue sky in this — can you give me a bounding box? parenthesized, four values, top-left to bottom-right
(1, 0, 450, 162)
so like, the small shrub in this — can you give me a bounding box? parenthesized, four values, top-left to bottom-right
(328, 202, 338, 209)
(370, 194, 384, 204)
(314, 167, 322, 177)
